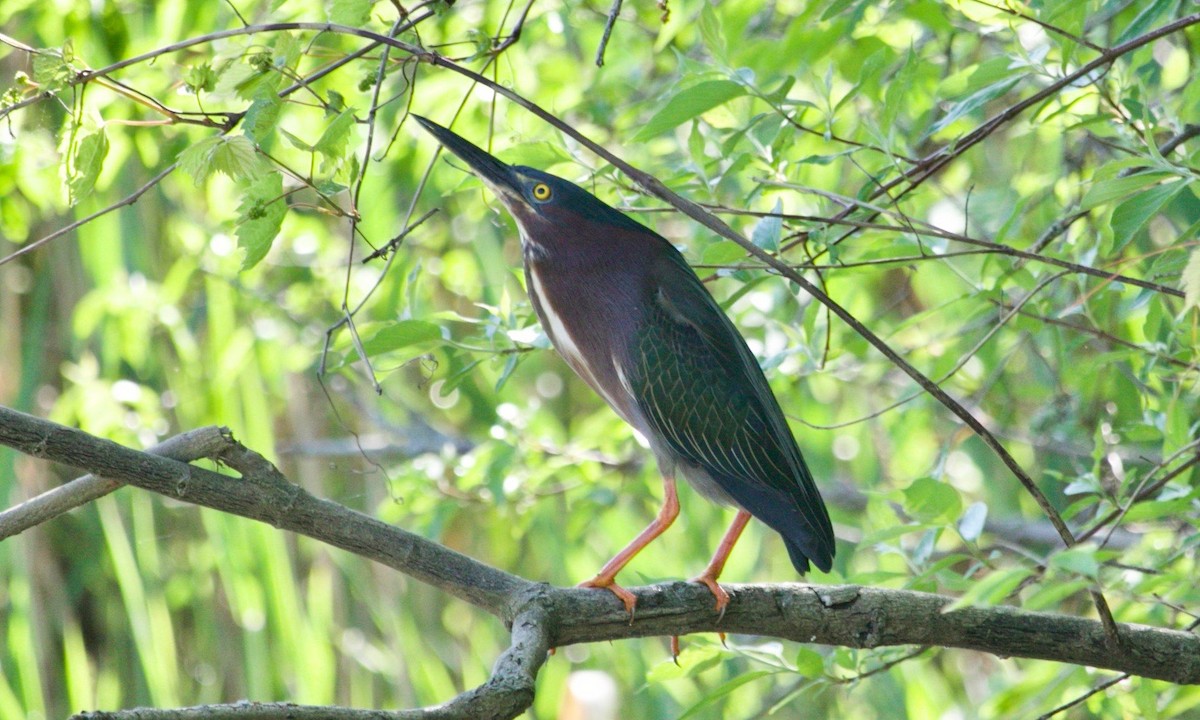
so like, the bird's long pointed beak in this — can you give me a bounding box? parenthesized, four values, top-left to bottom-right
(412, 115, 525, 205)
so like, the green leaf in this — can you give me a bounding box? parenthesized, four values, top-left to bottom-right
(793, 647, 825, 677)
(271, 32, 302, 71)
(1023, 578, 1091, 611)
(1109, 180, 1185, 253)
(883, 46, 919, 129)
(328, 0, 374, 25)
(701, 241, 746, 267)
(363, 320, 443, 355)
(1182, 248, 1200, 311)
(902, 477, 962, 524)
(66, 128, 109, 205)
(1048, 544, 1100, 580)
(1080, 171, 1173, 210)
(32, 50, 71, 91)
(942, 566, 1033, 612)
(633, 81, 747, 141)
(1114, 0, 1175, 45)
(185, 63, 217, 94)
(179, 135, 267, 185)
(242, 94, 283, 143)
(232, 55, 284, 99)
(280, 128, 314, 153)
(750, 199, 782, 252)
(313, 109, 357, 170)
(698, 4, 727, 62)
(927, 76, 1020, 137)
(235, 173, 286, 270)
(678, 670, 775, 720)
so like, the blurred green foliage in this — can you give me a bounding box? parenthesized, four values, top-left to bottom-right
(1, 0, 1198, 718)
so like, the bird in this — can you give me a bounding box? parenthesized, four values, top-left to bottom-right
(414, 114, 835, 615)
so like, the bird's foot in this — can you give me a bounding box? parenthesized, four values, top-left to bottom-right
(579, 575, 637, 621)
(690, 572, 731, 620)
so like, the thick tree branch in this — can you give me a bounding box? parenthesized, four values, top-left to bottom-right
(0, 406, 528, 616)
(2, 405, 1199, 703)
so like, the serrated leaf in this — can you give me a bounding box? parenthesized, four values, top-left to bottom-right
(243, 94, 282, 143)
(179, 135, 267, 185)
(957, 501, 987, 542)
(633, 81, 747, 141)
(313, 109, 357, 170)
(1182, 248, 1200, 311)
(66, 128, 108, 205)
(185, 63, 217, 94)
(233, 56, 284, 99)
(235, 172, 286, 269)
(32, 51, 71, 91)
(272, 32, 302, 71)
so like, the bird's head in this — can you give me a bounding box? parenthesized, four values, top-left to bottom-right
(414, 115, 646, 254)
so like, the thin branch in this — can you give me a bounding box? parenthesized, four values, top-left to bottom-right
(1037, 673, 1130, 720)
(967, 0, 1104, 52)
(1077, 447, 1200, 544)
(0, 426, 228, 539)
(595, 0, 624, 67)
(0, 164, 176, 267)
(863, 13, 1200, 208)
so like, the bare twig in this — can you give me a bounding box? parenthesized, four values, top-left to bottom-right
(1037, 673, 1130, 719)
(0, 426, 228, 539)
(595, 0, 624, 67)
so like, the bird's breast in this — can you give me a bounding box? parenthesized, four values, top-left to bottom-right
(524, 261, 645, 430)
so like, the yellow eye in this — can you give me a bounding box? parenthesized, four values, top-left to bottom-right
(531, 183, 552, 201)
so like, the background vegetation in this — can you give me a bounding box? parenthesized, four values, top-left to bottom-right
(1, 0, 1198, 717)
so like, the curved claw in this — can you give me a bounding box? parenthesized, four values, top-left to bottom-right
(579, 576, 638, 621)
(691, 573, 731, 619)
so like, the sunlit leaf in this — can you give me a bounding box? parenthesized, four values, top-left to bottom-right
(235, 172, 286, 269)
(633, 81, 747, 141)
(66, 128, 108, 205)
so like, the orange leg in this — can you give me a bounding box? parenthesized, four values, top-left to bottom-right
(671, 510, 752, 658)
(580, 474, 680, 617)
(691, 510, 752, 614)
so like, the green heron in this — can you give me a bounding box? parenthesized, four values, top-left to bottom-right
(415, 115, 835, 614)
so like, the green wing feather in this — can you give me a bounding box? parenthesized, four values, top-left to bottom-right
(628, 251, 835, 571)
